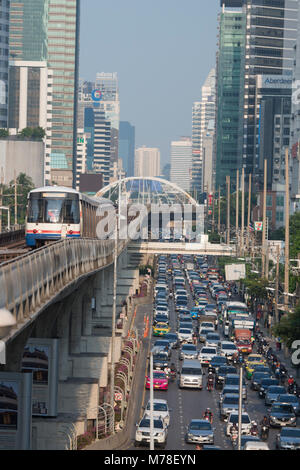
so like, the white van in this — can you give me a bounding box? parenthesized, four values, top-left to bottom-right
(179, 359, 203, 389)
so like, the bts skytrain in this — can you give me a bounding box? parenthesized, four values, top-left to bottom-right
(25, 186, 115, 248)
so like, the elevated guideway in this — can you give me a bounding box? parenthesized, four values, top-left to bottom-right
(128, 239, 237, 256)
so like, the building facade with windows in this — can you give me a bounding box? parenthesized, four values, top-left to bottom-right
(135, 147, 161, 178)
(170, 138, 192, 193)
(0, 0, 10, 128)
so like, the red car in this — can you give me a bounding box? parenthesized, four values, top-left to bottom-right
(146, 370, 169, 390)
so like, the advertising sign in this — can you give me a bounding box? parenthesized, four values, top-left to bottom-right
(225, 264, 246, 281)
(0, 372, 32, 450)
(255, 221, 263, 232)
(21, 339, 59, 417)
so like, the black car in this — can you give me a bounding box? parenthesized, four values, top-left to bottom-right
(153, 315, 170, 326)
(258, 378, 279, 398)
(276, 427, 300, 450)
(208, 356, 228, 373)
(163, 333, 179, 349)
(215, 365, 237, 390)
(153, 353, 169, 370)
(251, 371, 272, 391)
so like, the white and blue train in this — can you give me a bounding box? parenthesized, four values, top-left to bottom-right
(25, 186, 115, 248)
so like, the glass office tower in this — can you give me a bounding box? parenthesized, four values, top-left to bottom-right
(215, 8, 246, 190)
(0, 0, 10, 128)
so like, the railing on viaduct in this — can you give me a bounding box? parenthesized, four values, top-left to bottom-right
(0, 238, 128, 340)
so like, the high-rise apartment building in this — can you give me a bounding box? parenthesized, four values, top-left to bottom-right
(191, 69, 216, 196)
(170, 138, 192, 193)
(9, 0, 81, 187)
(93, 109, 111, 186)
(134, 147, 160, 178)
(0, 0, 10, 128)
(119, 121, 135, 177)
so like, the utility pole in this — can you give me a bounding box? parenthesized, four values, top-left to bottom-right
(218, 186, 221, 236)
(238, 365, 243, 450)
(247, 173, 252, 253)
(149, 351, 154, 450)
(275, 244, 280, 324)
(284, 148, 290, 314)
(226, 176, 230, 245)
(14, 169, 17, 226)
(241, 168, 245, 256)
(236, 170, 239, 253)
(262, 159, 267, 279)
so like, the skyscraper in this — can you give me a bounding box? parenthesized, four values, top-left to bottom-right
(215, 6, 246, 190)
(170, 138, 192, 193)
(135, 147, 160, 178)
(9, 0, 81, 187)
(191, 69, 216, 196)
(119, 121, 135, 177)
(0, 0, 10, 129)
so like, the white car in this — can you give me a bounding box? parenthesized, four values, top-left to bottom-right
(219, 341, 238, 359)
(144, 399, 171, 427)
(135, 415, 168, 448)
(200, 322, 215, 330)
(205, 333, 221, 348)
(198, 346, 217, 365)
(226, 412, 252, 436)
(177, 328, 193, 343)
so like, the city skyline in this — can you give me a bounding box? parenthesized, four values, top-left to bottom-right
(79, 0, 218, 166)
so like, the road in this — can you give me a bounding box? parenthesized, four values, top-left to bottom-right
(121, 255, 299, 451)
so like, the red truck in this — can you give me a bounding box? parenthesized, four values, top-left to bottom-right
(234, 329, 252, 354)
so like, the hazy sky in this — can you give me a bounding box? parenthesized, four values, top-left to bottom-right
(80, 0, 219, 167)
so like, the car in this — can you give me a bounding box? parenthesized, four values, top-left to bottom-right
(205, 332, 221, 348)
(201, 322, 215, 330)
(240, 435, 261, 450)
(153, 339, 172, 357)
(226, 412, 252, 436)
(185, 419, 214, 444)
(219, 341, 238, 360)
(244, 354, 266, 378)
(153, 352, 169, 370)
(269, 402, 297, 427)
(215, 365, 237, 390)
(277, 394, 300, 416)
(243, 441, 270, 450)
(198, 347, 218, 365)
(251, 371, 272, 391)
(146, 370, 169, 390)
(224, 374, 247, 400)
(134, 416, 167, 448)
(163, 332, 179, 349)
(265, 385, 286, 406)
(199, 328, 215, 343)
(180, 344, 198, 360)
(178, 321, 194, 331)
(220, 393, 243, 421)
(144, 399, 171, 427)
(179, 360, 203, 389)
(276, 427, 300, 450)
(190, 307, 200, 319)
(153, 322, 170, 336)
(208, 355, 228, 373)
(177, 328, 193, 343)
(153, 314, 169, 325)
(220, 385, 242, 405)
(258, 378, 279, 398)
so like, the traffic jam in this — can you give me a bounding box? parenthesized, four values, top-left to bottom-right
(134, 255, 300, 450)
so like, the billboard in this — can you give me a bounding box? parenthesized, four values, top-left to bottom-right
(225, 264, 246, 281)
(21, 339, 59, 417)
(257, 75, 293, 90)
(0, 372, 32, 450)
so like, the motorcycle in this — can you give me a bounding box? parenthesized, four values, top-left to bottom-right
(203, 414, 213, 424)
(230, 430, 238, 448)
(260, 425, 269, 441)
(207, 380, 214, 392)
(170, 370, 176, 382)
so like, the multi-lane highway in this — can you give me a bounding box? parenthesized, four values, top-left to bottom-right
(122, 254, 299, 451)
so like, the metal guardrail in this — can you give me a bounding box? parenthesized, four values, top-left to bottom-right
(0, 237, 128, 335)
(0, 226, 25, 247)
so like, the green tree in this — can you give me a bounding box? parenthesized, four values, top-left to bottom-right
(0, 129, 9, 138)
(2, 173, 35, 225)
(272, 304, 300, 348)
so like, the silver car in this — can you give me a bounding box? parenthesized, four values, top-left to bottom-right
(180, 344, 198, 360)
(185, 419, 214, 444)
(220, 393, 243, 421)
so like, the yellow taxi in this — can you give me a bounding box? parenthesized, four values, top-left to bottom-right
(245, 354, 266, 379)
(153, 322, 170, 337)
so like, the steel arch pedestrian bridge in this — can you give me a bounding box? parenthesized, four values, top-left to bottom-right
(96, 176, 199, 205)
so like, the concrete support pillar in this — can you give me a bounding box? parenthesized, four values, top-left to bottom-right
(56, 304, 72, 381)
(69, 292, 83, 355)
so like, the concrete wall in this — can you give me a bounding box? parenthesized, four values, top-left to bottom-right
(0, 139, 44, 187)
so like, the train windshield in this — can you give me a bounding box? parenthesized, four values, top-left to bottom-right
(27, 192, 80, 224)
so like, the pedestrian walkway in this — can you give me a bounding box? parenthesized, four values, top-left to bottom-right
(258, 320, 300, 383)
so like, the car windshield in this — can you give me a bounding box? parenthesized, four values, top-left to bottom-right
(140, 419, 164, 429)
(211, 357, 227, 364)
(154, 354, 168, 360)
(207, 334, 220, 340)
(268, 387, 285, 394)
(222, 344, 236, 350)
(189, 422, 211, 431)
(147, 403, 168, 412)
(230, 415, 250, 424)
(181, 368, 202, 375)
(223, 396, 239, 404)
(152, 372, 166, 379)
(278, 395, 298, 403)
(248, 356, 262, 362)
(182, 345, 197, 351)
(219, 367, 236, 374)
(272, 404, 294, 413)
(179, 329, 192, 334)
(226, 377, 239, 385)
(202, 348, 216, 354)
(281, 429, 300, 438)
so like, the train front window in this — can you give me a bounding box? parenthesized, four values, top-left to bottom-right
(28, 193, 80, 224)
